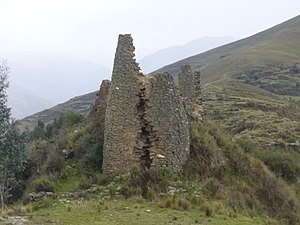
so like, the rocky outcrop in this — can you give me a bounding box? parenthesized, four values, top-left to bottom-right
(102, 34, 190, 174)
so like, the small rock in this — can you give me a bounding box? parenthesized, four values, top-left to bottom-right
(146, 209, 151, 213)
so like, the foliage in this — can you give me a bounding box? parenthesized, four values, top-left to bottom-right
(59, 110, 84, 129)
(184, 120, 300, 224)
(0, 61, 27, 209)
(29, 120, 46, 140)
(126, 167, 173, 200)
(183, 121, 226, 179)
(237, 139, 300, 183)
(33, 176, 56, 192)
(72, 125, 104, 173)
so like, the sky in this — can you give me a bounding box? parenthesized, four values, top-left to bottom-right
(0, 0, 299, 68)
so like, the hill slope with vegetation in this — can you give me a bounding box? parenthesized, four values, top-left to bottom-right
(155, 15, 300, 144)
(6, 16, 300, 224)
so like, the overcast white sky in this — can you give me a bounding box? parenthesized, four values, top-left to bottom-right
(0, 0, 299, 67)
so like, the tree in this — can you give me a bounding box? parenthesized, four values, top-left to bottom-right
(0, 61, 27, 209)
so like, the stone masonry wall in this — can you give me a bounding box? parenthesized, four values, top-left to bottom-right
(145, 73, 190, 172)
(88, 80, 111, 130)
(102, 34, 190, 174)
(178, 64, 204, 121)
(102, 34, 143, 173)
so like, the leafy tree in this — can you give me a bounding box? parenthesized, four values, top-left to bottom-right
(0, 61, 27, 209)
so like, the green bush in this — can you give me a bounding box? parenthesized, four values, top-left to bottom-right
(60, 110, 84, 129)
(33, 176, 56, 192)
(77, 176, 93, 190)
(127, 167, 173, 199)
(237, 139, 300, 183)
(202, 178, 222, 198)
(42, 149, 65, 175)
(73, 126, 104, 173)
(186, 120, 300, 224)
(183, 121, 226, 179)
(258, 149, 300, 183)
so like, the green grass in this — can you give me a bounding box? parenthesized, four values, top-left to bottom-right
(26, 198, 270, 225)
(204, 79, 300, 144)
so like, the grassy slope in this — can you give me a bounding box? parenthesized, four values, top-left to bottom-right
(28, 199, 268, 225)
(155, 15, 300, 143)
(19, 91, 97, 131)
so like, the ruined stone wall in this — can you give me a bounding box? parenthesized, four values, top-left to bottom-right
(178, 64, 204, 121)
(88, 80, 111, 130)
(178, 64, 195, 105)
(102, 34, 143, 173)
(193, 70, 205, 120)
(145, 73, 190, 172)
(102, 34, 190, 174)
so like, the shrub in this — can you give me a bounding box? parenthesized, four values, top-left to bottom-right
(164, 195, 176, 209)
(77, 176, 93, 190)
(257, 148, 300, 183)
(183, 121, 226, 179)
(42, 149, 65, 176)
(108, 183, 116, 198)
(202, 178, 222, 198)
(73, 126, 104, 173)
(128, 167, 173, 199)
(177, 198, 190, 210)
(60, 110, 84, 129)
(33, 176, 56, 192)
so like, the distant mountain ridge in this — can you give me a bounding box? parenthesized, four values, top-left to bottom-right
(18, 91, 98, 131)
(1, 52, 110, 118)
(139, 36, 235, 73)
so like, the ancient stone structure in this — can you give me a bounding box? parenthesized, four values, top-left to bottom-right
(102, 34, 190, 174)
(178, 64, 204, 121)
(88, 80, 111, 130)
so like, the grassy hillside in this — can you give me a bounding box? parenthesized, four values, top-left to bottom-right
(19, 91, 97, 131)
(155, 15, 300, 144)
(3, 118, 299, 225)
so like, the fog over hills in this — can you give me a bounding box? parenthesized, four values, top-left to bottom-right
(1, 52, 110, 118)
(19, 15, 300, 144)
(139, 36, 235, 73)
(3, 36, 235, 119)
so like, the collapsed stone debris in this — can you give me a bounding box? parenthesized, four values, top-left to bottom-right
(90, 34, 204, 174)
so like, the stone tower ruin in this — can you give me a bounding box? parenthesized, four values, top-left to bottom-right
(90, 34, 204, 175)
(101, 34, 191, 174)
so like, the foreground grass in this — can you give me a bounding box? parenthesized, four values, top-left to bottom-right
(26, 198, 269, 225)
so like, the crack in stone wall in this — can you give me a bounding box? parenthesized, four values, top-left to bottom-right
(136, 82, 153, 170)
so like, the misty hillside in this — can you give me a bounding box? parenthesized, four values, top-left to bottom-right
(1, 52, 110, 118)
(19, 91, 98, 131)
(139, 36, 235, 73)
(19, 16, 300, 145)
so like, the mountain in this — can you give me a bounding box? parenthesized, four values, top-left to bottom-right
(20, 16, 300, 145)
(1, 52, 110, 118)
(154, 15, 300, 144)
(138, 36, 235, 73)
(18, 91, 98, 131)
